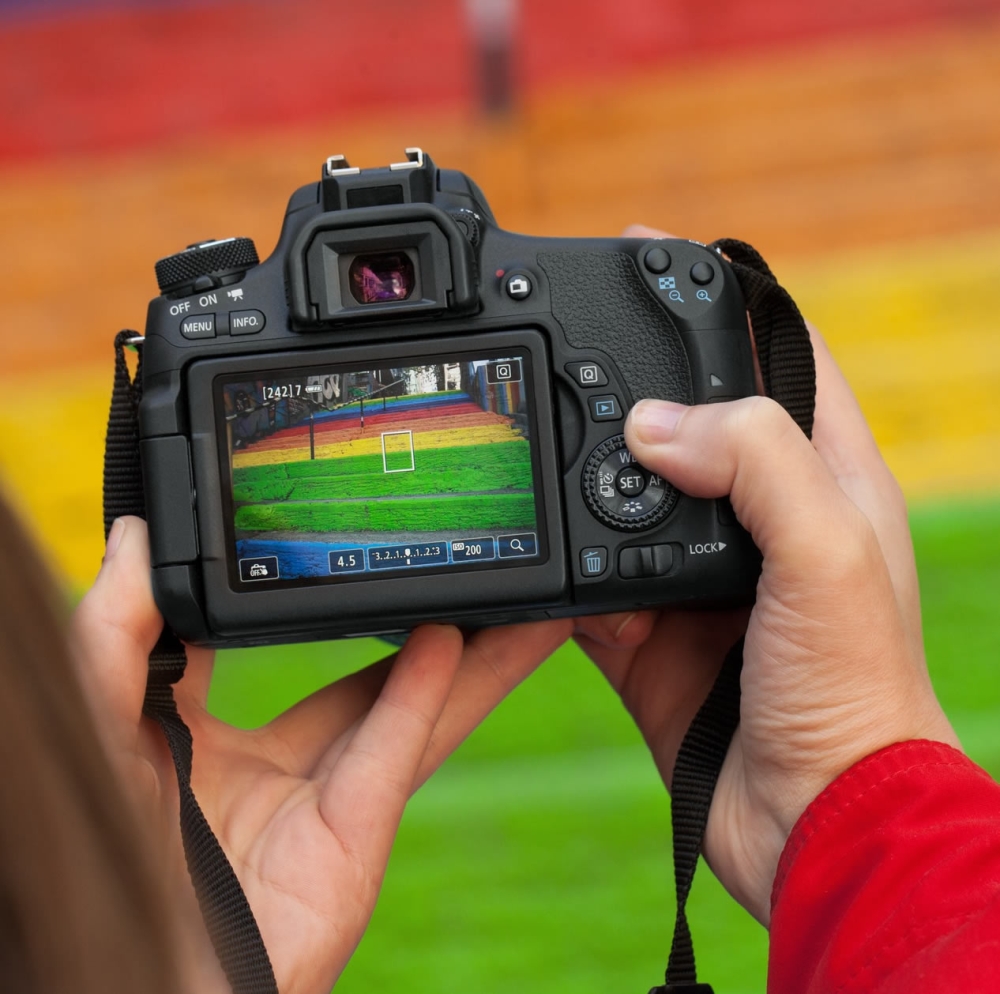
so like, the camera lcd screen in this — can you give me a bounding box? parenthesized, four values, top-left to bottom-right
(217, 352, 544, 588)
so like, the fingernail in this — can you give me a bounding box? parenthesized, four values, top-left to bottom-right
(628, 399, 687, 444)
(613, 612, 638, 640)
(104, 518, 126, 561)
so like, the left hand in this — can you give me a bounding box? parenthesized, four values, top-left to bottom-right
(72, 517, 572, 994)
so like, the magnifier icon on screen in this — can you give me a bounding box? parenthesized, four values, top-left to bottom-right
(696, 289, 712, 302)
(510, 538, 524, 552)
(668, 289, 684, 302)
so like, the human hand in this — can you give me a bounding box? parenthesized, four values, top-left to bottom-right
(576, 238, 959, 923)
(72, 518, 572, 994)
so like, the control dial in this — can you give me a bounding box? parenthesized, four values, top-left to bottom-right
(582, 435, 677, 530)
(155, 237, 259, 296)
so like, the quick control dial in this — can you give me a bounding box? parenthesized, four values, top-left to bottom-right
(155, 237, 259, 296)
(582, 435, 677, 530)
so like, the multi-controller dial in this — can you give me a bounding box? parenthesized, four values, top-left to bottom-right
(581, 435, 677, 530)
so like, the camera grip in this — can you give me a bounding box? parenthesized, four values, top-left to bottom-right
(538, 252, 694, 406)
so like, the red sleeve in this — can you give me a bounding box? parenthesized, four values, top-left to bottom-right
(768, 739, 1000, 994)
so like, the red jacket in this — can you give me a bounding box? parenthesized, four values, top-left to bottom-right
(768, 740, 1000, 993)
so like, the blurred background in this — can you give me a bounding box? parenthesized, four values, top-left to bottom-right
(1, 1, 999, 990)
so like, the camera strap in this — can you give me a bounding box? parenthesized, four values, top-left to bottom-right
(650, 238, 815, 994)
(103, 330, 280, 994)
(101, 239, 813, 994)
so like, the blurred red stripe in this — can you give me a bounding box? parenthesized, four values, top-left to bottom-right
(1, 0, 997, 162)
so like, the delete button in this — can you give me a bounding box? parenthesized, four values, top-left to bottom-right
(230, 309, 266, 335)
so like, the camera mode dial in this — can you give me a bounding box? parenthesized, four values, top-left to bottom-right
(582, 435, 677, 530)
(155, 237, 259, 296)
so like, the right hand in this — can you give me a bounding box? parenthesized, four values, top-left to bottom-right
(576, 324, 961, 924)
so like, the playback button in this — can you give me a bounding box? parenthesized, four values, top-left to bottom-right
(589, 395, 622, 421)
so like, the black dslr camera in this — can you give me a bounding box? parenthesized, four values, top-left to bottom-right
(139, 148, 760, 647)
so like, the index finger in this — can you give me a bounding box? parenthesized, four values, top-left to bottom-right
(807, 324, 923, 654)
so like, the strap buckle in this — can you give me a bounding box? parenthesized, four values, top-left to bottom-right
(650, 986, 715, 993)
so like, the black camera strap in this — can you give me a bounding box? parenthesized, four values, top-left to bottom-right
(103, 330, 279, 994)
(650, 239, 815, 994)
(101, 240, 813, 994)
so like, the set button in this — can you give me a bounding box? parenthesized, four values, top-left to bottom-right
(616, 467, 646, 496)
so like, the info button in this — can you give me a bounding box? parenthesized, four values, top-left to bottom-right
(230, 309, 266, 335)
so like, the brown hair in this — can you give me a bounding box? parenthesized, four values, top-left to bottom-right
(0, 494, 184, 993)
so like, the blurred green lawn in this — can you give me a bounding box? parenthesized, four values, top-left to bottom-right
(207, 498, 1000, 994)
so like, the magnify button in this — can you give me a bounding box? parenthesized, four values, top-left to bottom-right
(696, 289, 712, 302)
(499, 533, 538, 558)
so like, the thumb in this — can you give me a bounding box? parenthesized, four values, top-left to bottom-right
(72, 516, 164, 739)
(625, 397, 873, 579)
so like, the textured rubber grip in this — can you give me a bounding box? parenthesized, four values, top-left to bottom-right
(537, 251, 693, 406)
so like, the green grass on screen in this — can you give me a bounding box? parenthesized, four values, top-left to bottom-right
(207, 498, 1000, 994)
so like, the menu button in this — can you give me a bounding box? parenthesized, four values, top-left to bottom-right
(180, 313, 216, 339)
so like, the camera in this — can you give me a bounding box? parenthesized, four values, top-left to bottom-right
(138, 148, 760, 647)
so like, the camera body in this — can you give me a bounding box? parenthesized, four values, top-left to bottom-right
(139, 149, 760, 647)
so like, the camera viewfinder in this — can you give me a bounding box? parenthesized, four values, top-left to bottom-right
(348, 252, 416, 304)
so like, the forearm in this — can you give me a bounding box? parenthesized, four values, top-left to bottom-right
(769, 740, 1000, 994)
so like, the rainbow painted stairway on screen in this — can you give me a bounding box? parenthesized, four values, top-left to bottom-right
(230, 388, 535, 577)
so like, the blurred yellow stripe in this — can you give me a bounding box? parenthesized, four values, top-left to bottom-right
(781, 230, 1000, 498)
(1, 243, 998, 589)
(0, 366, 109, 588)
